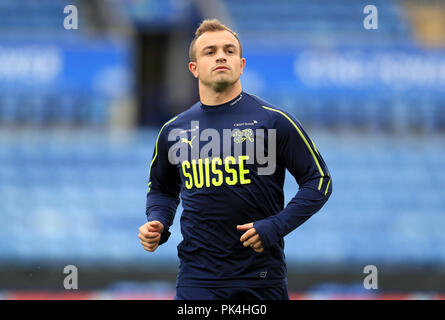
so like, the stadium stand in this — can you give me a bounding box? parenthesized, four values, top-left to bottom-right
(0, 0, 132, 128)
(222, 0, 445, 131)
(1, 129, 444, 267)
(223, 0, 413, 47)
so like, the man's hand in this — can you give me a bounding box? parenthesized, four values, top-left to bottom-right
(237, 223, 264, 253)
(138, 220, 164, 252)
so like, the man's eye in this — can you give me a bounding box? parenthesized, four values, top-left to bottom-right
(206, 51, 213, 55)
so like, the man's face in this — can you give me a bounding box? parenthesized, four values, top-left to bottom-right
(189, 30, 245, 92)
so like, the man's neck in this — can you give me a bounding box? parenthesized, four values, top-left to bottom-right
(199, 81, 242, 106)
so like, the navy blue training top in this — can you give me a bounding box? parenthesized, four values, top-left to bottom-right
(146, 91, 332, 288)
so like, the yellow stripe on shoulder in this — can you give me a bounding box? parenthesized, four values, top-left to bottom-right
(310, 138, 320, 156)
(147, 116, 179, 192)
(261, 106, 325, 190)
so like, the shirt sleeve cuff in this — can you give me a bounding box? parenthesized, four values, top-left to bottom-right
(253, 218, 281, 250)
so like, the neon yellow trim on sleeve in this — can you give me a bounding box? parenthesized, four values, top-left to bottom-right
(311, 138, 320, 156)
(262, 106, 325, 190)
(325, 179, 331, 195)
(147, 116, 178, 192)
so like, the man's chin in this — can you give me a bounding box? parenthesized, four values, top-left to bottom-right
(212, 81, 231, 92)
(201, 76, 238, 92)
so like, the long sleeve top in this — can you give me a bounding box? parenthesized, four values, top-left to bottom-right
(146, 91, 332, 288)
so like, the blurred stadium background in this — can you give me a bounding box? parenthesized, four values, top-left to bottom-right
(1, 0, 445, 300)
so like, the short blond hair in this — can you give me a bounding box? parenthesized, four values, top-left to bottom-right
(189, 19, 242, 62)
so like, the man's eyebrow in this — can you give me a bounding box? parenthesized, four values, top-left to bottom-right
(201, 44, 237, 52)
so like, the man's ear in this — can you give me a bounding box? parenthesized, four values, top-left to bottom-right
(240, 57, 246, 75)
(188, 61, 199, 78)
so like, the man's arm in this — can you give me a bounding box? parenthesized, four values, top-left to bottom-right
(252, 108, 332, 250)
(142, 117, 181, 248)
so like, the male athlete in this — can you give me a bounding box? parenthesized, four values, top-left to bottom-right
(138, 19, 332, 300)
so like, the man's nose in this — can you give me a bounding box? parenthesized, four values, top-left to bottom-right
(216, 54, 227, 63)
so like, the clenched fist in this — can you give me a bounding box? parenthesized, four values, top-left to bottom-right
(138, 220, 164, 252)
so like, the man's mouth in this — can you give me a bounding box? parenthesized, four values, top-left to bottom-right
(214, 66, 230, 71)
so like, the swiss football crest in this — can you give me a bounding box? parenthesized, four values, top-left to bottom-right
(232, 129, 254, 144)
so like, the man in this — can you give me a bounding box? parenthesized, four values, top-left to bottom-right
(138, 19, 332, 300)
